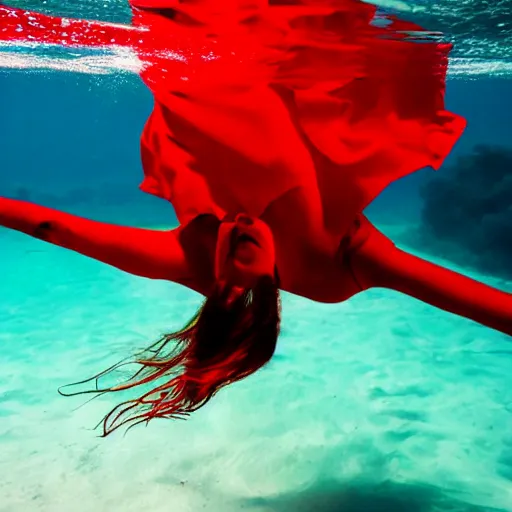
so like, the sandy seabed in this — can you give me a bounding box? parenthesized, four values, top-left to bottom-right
(1, 223, 511, 512)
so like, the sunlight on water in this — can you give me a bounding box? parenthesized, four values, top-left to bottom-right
(0, 44, 142, 74)
(1, 0, 511, 78)
(2, 45, 512, 79)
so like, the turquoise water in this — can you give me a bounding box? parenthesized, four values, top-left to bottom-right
(2, 225, 511, 511)
(1, 1, 512, 511)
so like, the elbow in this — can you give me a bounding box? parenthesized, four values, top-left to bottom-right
(33, 220, 69, 246)
(34, 221, 55, 241)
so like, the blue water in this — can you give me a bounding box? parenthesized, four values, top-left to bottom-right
(1, 1, 512, 511)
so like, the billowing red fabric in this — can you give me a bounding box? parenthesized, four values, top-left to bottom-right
(130, 0, 467, 232)
(0, 1, 466, 234)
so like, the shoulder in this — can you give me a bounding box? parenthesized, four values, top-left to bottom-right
(340, 215, 398, 291)
(173, 214, 220, 294)
(340, 214, 396, 256)
(337, 214, 373, 261)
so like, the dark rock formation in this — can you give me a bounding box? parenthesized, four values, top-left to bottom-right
(420, 145, 512, 278)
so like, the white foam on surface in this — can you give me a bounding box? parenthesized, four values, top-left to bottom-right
(1, 44, 512, 79)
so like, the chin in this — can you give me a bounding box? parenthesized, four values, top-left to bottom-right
(215, 217, 276, 287)
(226, 261, 268, 289)
(229, 267, 259, 289)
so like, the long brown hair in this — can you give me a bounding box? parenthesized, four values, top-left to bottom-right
(59, 274, 281, 436)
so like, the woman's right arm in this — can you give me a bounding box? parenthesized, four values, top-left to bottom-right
(0, 197, 198, 285)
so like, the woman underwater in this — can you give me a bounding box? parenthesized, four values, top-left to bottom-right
(1, 0, 511, 436)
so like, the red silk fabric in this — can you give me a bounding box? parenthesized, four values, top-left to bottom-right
(0, 1, 466, 233)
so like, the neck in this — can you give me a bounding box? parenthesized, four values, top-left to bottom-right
(179, 214, 220, 293)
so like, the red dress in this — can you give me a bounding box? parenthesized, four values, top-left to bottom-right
(131, 0, 466, 235)
(1, 0, 466, 236)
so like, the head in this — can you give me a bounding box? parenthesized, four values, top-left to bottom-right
(60, 214, 281, 436)
(214, 213, 276, 290)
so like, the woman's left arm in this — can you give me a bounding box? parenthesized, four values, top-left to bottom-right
(349, 218, 512, 337)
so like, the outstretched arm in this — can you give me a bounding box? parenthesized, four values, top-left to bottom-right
(350, 219, 512, 337)
(0, 197, 196, 285)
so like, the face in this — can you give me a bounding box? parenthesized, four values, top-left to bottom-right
(215, 213, 276, 290)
